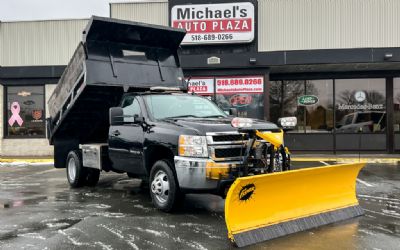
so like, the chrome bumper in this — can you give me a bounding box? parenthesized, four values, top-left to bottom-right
(174, 156, 241, 190)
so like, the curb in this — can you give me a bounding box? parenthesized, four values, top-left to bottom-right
(0, 158, 53, 163)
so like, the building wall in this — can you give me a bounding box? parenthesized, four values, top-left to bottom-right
(0, 85, 3, 155)
(258, 0, 400, 51)
(110, 0, 400, 52)
(110, 1, 168, 26)
(0, 19, 87, 66)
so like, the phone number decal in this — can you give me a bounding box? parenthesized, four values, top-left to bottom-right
(191, 33, 234, 42)
(216, 76, 264, 94)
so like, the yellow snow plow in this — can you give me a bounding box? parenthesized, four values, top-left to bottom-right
(224, 118, 366, 247)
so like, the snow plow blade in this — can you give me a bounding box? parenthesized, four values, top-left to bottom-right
(225, 163, 366, 247)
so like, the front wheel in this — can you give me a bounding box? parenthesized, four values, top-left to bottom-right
(149, 160, 183, 212)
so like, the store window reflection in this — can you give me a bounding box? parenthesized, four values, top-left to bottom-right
(270, 80, 333, 133)
(394, 78, 400, 132)
(6, 86, 46, 138)
(335, 79, 386, 133)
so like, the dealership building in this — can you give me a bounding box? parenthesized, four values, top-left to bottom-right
(1, 0, 400, 156)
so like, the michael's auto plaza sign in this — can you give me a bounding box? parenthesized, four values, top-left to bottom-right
(171, 2, 255, 45)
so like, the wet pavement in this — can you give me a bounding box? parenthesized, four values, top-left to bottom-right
(0, 162, 399, 250)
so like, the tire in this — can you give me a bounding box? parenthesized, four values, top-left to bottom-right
(86, 168, 100, 187)
(149, 159, 183, 212)
(66, 150, 87, 188)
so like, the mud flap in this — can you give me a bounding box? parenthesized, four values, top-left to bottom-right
(224, 163, 366, 247)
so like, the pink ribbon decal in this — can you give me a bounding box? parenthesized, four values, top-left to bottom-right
(8, 102, 24, 127)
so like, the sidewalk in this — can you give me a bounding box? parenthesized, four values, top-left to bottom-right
(1, 154, 400, 165)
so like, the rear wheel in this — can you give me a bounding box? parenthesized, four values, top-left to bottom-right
(149, 159, 183, 212)
(66, 150, 100, 187)
(66, 150, 87, 188)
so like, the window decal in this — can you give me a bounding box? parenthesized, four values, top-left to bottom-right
(8, 102, 24, 127)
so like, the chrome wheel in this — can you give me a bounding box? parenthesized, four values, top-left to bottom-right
(151, 170, 169, 204)
(67, 157, 77, 181)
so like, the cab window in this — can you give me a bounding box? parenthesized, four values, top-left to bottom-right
(122, 96, 141, 122)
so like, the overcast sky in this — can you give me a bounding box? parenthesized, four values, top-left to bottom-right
(0, 0, 141, 21)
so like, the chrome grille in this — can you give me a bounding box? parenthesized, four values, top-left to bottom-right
(214, 147, 246, 158)
(207, 132, 247, 161)
(211, 134, 249, 142)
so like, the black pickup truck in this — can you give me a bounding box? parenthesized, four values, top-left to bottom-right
(47, 17, 290, 211)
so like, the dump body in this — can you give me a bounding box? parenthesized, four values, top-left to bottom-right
(47, 16, 186, 144)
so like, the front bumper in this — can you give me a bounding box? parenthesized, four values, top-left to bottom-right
(174, 156, 241, 192)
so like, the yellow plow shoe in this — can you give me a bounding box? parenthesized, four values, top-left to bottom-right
(225, 163, 366, 247)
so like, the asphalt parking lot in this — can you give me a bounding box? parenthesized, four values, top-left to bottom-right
(0, 161, 399, 250)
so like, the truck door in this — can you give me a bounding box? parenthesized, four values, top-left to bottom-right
(108, 96, 145, 175)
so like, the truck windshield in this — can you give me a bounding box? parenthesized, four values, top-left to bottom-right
(144, 94, 227, 119)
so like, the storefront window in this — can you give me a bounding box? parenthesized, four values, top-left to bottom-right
(6, 86, 45, 138)
(270, 80, 333, 133)
(270, 80, 305, 132)
(215, 76, 265, 119)
(335, 79, 386, 133)
(185, 75, 265, 119)
(394, 78, 400, 132)
(305, 80, 334, 133)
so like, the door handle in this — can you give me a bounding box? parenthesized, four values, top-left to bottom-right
(112, 130, 121, 136)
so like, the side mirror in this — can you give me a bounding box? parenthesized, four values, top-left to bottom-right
(133, 114, 145, 124)
(229, 108, 238, 116)
(277, 117, 297, 131)
(109, 107, 124, 126)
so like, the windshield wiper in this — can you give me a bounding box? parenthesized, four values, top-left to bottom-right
(201, 115, 226, 118)
(163, 115, 201, 119)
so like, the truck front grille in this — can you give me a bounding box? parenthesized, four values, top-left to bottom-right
(212, 134, 249, 142)
(207, 132, 248, 161)
(214, 147, 246, 158)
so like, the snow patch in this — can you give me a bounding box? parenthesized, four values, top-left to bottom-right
(92, 212, 126, 218)
(133, 204, 153, 212)
(86, 204, 112, 209)
(98, 224, 125, 239)
(58, 229, 89, 246)
(160, 223, 176, 228)
(145, 229, 169, 238)
(46, 222, 70, 228)
(127, 240, 139, 250)
(95, 241, 113, 250)
(18, 233, 46, 240)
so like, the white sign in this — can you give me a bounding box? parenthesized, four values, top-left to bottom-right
(171, 2, 255, 45)
(207, 56, 221, 65)
(337, 104, 384, 110)
(215, 76, 263, 94)
(354, 91, 366, 102)
(186, 77, 214, 95)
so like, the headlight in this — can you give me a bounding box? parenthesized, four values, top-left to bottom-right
(231, 117, 253, 128)
(178, 135, 208, 157)
(278, 117, 297, 128)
